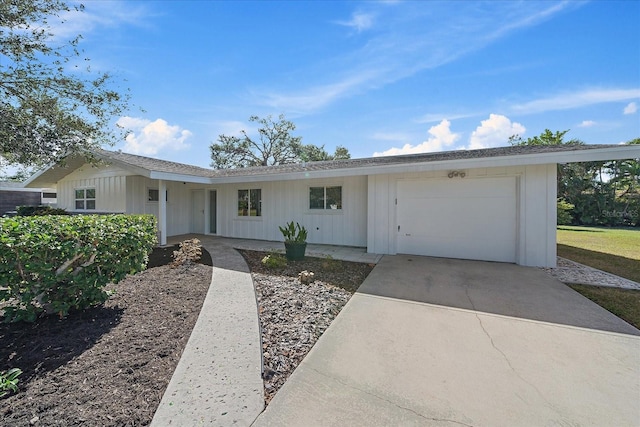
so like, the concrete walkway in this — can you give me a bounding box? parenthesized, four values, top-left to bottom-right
(151, 235, 381, 426)
(151, 236, 264, 426)
(253, 255, 640, 426)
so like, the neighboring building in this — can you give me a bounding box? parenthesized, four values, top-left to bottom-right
(24, 144, 640, 267)
(0, 182, 57, 215)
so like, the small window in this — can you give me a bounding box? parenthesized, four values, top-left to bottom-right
(148, 189, 159, 202)
(75, 188, 96, 210)
(42, 192, 57, 199)
(309, 186, 342, 210)
(238, 189, 262, 217)
(148, 189, 167, 202)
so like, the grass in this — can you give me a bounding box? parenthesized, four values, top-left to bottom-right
(568, 284, 640, 330)
(557, 226, 640, 330)
(557, 226, 640, 283)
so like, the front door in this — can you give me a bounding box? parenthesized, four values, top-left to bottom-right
(191, 190, 205, 234)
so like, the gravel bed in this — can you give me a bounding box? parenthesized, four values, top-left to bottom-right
(238, 250, 375, 404)
(541, 257, 640, 290)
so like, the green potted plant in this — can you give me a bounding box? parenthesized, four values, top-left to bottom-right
(279, 221, 308, 261)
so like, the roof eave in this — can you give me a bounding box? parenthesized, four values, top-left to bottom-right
(207, 146, 640, 183)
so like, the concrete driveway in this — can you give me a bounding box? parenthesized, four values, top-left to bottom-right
(253, 255, 640, 427)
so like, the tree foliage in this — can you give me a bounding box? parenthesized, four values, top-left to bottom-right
(0, 0, 129, 168)
(210, 114, 350, 169)
(511, 129, 639, 226)
(509, 129, 583, 146)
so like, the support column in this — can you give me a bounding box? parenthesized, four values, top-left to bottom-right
(158, 179, 167, 245)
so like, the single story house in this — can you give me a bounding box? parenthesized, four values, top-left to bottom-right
(24, 144, 640, 267)
(0, 181, 57, 215)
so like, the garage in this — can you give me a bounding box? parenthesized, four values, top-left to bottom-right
(396, 177, 517, 263)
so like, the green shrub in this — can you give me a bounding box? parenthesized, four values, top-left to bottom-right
(279, 221, 307, 243)
(0, 214, 157, 322)
(557, 198, 575, 225)
(0, 368, 22, 398)
(261, 252, 287, 269)
(16, 206, 69, 216)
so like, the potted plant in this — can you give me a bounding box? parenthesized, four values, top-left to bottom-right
(279, 221, 307, 261)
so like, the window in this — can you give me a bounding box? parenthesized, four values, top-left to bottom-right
(309, 186, 342, 210)
(42, 192, 57, 199)
(148, 188, 167, 202)
(238, 189, 262, 217)
(148, 189, 159, 202)
(75, 188, 96, 210)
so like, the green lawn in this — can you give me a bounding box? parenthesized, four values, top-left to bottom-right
(557, 226, 640, 330)
(568, 284, 640, 330)
(557, 226, 640, 283)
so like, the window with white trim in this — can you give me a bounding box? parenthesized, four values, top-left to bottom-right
(238, 189, 262, 217)
(75, 188, 96, 210)
(309, 186, 342, 210)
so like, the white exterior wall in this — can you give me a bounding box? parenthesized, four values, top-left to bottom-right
(215, 175, 368, 246)
(367, 164, 557, 267)
(56, 163, 132, 213)
(125, 176, 207, 237)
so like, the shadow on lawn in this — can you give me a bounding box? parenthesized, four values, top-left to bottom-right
(558, 226, 605, 233)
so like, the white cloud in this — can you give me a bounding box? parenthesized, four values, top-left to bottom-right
(256, 2, 576, 113)
(51, 1, 149, 40)
(214, 120, 248, 137)
(117, 117, 192, 156)
(578, 120, 596, 128)
(624, 102, 638, 115)
(259, 71, 379, 113)
(416, 112, 477, 124)
(373, 120, 460, 156)
(335, 12, 375, 32)
(511, 88, 640, 114)
(467, 114, 525, 149)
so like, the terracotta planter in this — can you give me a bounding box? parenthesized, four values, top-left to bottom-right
(284, 242, 307, 261)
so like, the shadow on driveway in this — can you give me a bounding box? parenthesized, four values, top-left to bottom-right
(357, 254, 640, 336)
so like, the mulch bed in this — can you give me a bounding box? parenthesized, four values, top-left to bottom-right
(1, 245, 213, 427)
(1, 245, 374, 425)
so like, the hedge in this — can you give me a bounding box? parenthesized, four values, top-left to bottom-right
(0, 214, 157, 322)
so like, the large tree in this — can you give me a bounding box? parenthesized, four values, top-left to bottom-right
(0, 0, 129, 168)
(210, 114, 350, 169)
(511, 129, 639, 226)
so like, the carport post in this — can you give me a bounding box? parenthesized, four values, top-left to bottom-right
(158, 179, 167, 246)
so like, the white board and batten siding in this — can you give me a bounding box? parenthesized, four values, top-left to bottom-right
(368, 164, 557, 267)
(215, 175, 368, 247)
(126, 176, 209, 237)
(55, 163, 132, 213)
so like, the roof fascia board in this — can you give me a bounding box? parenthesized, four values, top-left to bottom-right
(207, 146, 640, 184)
(23, 167, 51, 187)
(149, 171, 212, 184)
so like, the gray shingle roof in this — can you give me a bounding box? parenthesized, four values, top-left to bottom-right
(224, 144, 617, 177)
(99, 143, 622, 178)
(96, 149, 215, 177)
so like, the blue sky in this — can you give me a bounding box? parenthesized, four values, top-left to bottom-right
(26, 1, 640, 167)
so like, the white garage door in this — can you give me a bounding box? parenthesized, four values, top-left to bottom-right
(397, 177, 517, 263)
